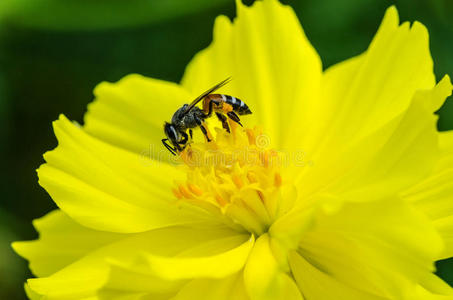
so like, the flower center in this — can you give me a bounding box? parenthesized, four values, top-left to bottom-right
(172, 123, 295, 235)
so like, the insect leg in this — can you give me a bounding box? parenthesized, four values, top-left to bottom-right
(195, 117, 211, 142)
(199, 125, 211, 142)
(178, 133, 189, 152)
(162, 139, 177, 156)
(216, 112, 230, 133)
(189, 129, 193, 139)
(179, 131, 189, 144)
(179, 143, 187, 152)
(226, 111, 243, 127)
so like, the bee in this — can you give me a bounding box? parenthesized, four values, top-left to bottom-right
(162, 78, 252, 155)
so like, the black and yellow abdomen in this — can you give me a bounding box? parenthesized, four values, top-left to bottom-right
(205, 94, 252, 115)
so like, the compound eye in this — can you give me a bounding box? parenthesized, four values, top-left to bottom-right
(166, 125, 179, 141)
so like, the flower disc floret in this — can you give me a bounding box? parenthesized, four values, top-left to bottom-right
(174, 125, 294, 235)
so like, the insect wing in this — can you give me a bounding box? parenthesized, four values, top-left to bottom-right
(183, 77, 231, 115)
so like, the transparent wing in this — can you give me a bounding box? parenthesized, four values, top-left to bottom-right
(183, 77, 231, 115)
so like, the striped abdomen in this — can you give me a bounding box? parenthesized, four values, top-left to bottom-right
(207, 94, 252, 115)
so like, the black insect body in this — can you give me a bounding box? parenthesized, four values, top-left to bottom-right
(162, 78, 252, 155)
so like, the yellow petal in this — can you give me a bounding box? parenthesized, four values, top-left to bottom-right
(298, 197, 448, 298)
(12, 210, 123, 277)
(290, 7, 451, 203)
(434, 217, 453, 260)
(39, 115, 212, 233)
(172, 273, 249, 300)
(283, 6, 441, 181)
(316, 6, 435, 148)
(97, 233, 251, 299)
(296, 74, 451, 204)
(404, 168, 453, 222)
(439, 130, 453, 164)
(182, 0, 322, 148)
(407, 165, 453, 260)
(243, 234, 302, 300)
(84, 74, 192, 160)
(140, 234, 253, 280)
(403, 107, 453, 259)
(268, 204, 314, 251)
(99, 290, 150, 300)
(26, 225, 241, 299)
(24, 283, 43, 300)
(406, 285, 453, 300)
(289, 251, 386, 300)
(98, 263, 184, 299)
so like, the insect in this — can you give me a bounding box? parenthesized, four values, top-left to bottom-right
(162, 78, 252, 155)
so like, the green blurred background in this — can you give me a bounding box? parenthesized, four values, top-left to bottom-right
(0, 0, 452, 298)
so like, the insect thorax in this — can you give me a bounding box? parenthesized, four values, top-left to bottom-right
(171, 105, 204, 130)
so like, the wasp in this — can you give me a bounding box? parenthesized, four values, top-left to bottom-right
(162, 78, 252, 155)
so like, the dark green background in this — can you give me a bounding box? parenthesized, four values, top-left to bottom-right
(1, 0, 452, 299)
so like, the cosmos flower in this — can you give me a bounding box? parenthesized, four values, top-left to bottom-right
(13, 0, 453, 299)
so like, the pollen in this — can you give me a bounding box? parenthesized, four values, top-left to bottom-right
(174, 124, 295, 235)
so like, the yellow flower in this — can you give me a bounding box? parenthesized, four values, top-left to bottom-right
(13, 0, 453, 299)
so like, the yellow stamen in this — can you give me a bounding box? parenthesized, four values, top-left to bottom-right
(178, 185, 192, 199)
(175, 127, 291, 235)
(246, 129, 256, 145)
(261, 151, 270, 168)
(172, 188, 183, 199)
(216, 194, 228, 207)
(232, 175, 244, 189)
(274, 173, 282, 187)
(257, 190, 265, 203)
(247, 171, 258, 183)
(188, 183, 203, 196)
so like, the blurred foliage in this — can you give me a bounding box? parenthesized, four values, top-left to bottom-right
(0, 0, 452, 299)
(0, 210, 29, 298)
(0, 0, 230, 30)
